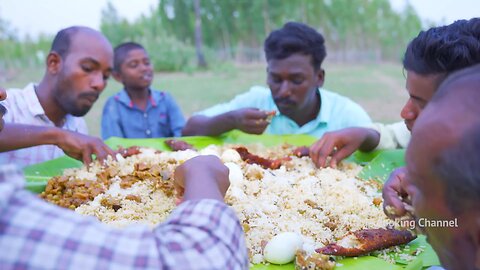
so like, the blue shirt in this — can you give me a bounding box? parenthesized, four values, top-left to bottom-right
(197, 86, 372, 138)
(101, 89, 185, 139)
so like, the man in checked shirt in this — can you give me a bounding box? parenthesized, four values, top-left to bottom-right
(0, 88, 248, 269)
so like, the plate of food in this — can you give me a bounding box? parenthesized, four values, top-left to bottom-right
(24, 131, 439, 269)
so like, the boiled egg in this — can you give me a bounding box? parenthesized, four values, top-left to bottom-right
(264, 232, 303, 264)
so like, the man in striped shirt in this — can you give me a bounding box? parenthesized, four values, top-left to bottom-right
(0, 26, 115, 167)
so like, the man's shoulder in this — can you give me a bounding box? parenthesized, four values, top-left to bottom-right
(5, 83, 35, 100)
(321, 89, 350, 101)
(321, 89, 363, 108)
(247, 85, 270, 95)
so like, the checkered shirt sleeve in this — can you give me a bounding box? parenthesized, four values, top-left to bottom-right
(0, 165, 249, 270)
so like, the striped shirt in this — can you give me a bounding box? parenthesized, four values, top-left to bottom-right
(0, 164, 249, 269)
(0, 83, 88, 167)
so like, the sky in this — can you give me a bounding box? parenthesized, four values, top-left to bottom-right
(0, 0, 479, 39)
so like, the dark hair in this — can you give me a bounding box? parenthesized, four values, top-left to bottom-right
(50, 26, 83, 59)
(431, 64, 480, 213)
(264, 22, 326, 70)
(113, 42, 146, 72)
(403, 18, 480, 77)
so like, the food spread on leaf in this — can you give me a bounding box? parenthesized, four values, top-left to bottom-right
(40, 141, 415, 268)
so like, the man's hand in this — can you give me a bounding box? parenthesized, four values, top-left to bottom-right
(382, 167, 411, 218)
(0, 88, 6, 101)
(0, 88, 6, 132)
(232, 108, 271, 134)
(174, 155, 230, 202)
(309, 127, 380, 168)
(55, 129, 115, 165)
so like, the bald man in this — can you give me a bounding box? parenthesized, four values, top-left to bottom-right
(406, 64, 480, 270)
(0, 26, 115, 166)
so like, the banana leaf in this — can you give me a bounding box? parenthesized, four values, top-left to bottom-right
(22, 132, 439, 269)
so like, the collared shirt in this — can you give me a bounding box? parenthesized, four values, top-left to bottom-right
(197, 86, 372, 137)
(101, 89, 185, 140)
(0, 164, 249, 270)
(369, 121, 411, 150)
(0, 83, 88, 167)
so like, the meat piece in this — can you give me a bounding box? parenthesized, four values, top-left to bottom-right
(316, 228, 416, 257)
(265, 110, 276, 122)
(292, 146, 310, 157)
(116, 146, 142, 158)
(164, 139, 195, 151)
(234, 146, 290, 169)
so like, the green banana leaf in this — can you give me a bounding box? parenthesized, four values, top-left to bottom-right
(23, 132, 439, 269)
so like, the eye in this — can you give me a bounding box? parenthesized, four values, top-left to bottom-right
(292, 78, 304, 85)
(82, 64, 94, 73)
(270, 75, 282, 83)
(128, 61, 139, 68)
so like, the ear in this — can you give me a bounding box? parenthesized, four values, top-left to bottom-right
(112, 70, 123, 83)
(315, 68, 325, 88)
(46, 52, 62, 75)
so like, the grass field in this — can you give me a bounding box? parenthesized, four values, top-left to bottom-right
(3, 62, 408, 137)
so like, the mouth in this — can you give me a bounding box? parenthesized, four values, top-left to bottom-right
(141, 73, 153, 81)
(82, 94, 98, 105)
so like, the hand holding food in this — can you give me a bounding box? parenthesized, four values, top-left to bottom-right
(232, 108, 272, 134)
(310, 127, 380, 168)
(55, 129, 116, 165)
(382, 167, 413, 218)
(174, 155, 230, 202)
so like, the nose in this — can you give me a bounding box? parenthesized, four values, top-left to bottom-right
(400, 99, 417, 121)
(277, 81, 291, 98)
(91, 72, 107, 92)
(141, 62, 151, 71)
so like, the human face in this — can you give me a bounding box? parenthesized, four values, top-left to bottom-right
(406, 117, 476, 270)
(267, 54, 323, 121)
(54, 30, 113, 117)
(0, 89, 6, 132)
(401, 71, 440, 131)
(116, 48, 153, 91)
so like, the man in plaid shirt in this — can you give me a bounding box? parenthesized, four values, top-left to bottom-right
(0, 88, 249, 269)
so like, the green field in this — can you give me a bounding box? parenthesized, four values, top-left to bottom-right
(3, 62, 408, 137)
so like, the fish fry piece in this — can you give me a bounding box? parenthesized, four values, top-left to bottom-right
(316, 228, 416, 257)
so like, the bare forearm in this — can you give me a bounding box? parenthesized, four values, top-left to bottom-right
(0, 124, 62, 152)
(359, 128, 381, 152)
(182, 113, 236, 136)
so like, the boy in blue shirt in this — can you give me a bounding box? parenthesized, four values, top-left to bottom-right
(101, 42, 185, 139)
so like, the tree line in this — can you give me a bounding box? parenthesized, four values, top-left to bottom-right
(0, 0, 423, 73)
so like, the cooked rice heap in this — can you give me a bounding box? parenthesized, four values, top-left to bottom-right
(41, 144, 397, 264)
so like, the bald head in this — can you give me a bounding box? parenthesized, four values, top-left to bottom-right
(51, 26, 111, 60)
(409, 64, 480, 212)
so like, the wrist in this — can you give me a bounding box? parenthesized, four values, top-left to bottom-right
(359, 129, 380, 152)
(225, 110, 239, 129)
(45, 127, 64, 146)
